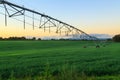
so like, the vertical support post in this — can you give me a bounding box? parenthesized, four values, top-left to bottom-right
(56, 22, 60, 33)
(39, 16, 42, 28)
(5, 8, 7, 26)
(72, 29, 74, 37)
(33, 12, 34, 30)
(23, 10, 25, 29)
(49, 20, 50, 33)
(66, 31, 68, 36)
(56, 27, 58, 33)
(24, 13, 25, 29)
(60, 29, 61, 36)
(44, 17, 45, 32)
(56, 26, 59, 33)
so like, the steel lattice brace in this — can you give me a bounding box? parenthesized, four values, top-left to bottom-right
(0, 0, 99, 40)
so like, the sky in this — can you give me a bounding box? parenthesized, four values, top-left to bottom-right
(0, 0, 120, 38)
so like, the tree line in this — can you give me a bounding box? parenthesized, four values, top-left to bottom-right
(113, 34, 120, 42)
(0, 34, 120, 42)
(0, 37, 41, 40)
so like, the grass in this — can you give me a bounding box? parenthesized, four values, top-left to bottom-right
(0, 41, 120, 80)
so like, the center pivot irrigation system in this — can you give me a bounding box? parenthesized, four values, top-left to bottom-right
(0, 0, 99, 40)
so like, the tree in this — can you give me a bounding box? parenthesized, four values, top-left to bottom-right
(113, 34, 120, 42)
(38, 38, 41, 40)
(32, 37, 36, 40)
(0, 37, 3, 40)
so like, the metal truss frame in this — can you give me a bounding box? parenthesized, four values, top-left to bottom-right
(0, 0, 99, 40)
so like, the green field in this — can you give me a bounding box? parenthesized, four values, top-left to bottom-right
(0, 41, 120, 80)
